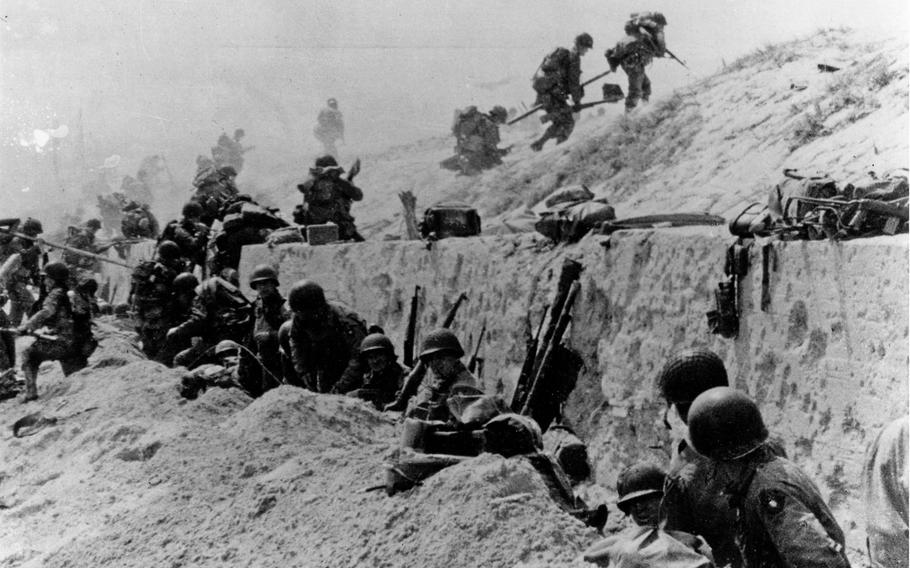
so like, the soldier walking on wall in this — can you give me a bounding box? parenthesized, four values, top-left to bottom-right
(530, 33, 593, 151)
(604, 12, 667, 112)
(295, 156, 364, 241)
(687, 387, 851, 567)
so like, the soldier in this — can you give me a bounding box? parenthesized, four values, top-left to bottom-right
(384, 329, 483, 421)
(192, 166, 239, 227)
(285, 279, 367, 393)
(657, 348, 787, 568)
(584, 463, 713, 565)
(156, 271, 199, 367)
(295, 155, 364, 241)
(605, 12, 667, 112)
(129, 241, 186, 363)
(97, 192, 128, 238)
(212, 129, 248, 173)
(247, 265, 290, 394)
(18, 262, 79, 402)
(687, 387, 850, 567)
(530, 33, 593, 151)
(68, 277, 99, 370)
(121, 201, 159, 239)
(314, 98, 344, 157)
(332, 333, 409, 410)
(863, 415, 909, 567)
(0, 218, 44, 326)
(168, 269, 253, 369)
(447, 105, 510, 175)
(62, 218, 102, 284)
(160, 202, 210, 271)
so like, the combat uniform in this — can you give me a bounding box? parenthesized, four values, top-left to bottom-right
(249, 291, 290, 394)
(287, 302, 366, 393)
(20, 285, 79, 399)
(160, 218, 209, 271)
(726, 450, 850, 568)
(452, 107, 505, 174)
(130, 260, 181, 363)
(333, 360, 410, 410)
(121, 202, 159, 239)
(406, 361, 481, 421)
(531, 46, 584, 150)
(662, 439, 745, 567)
(2, 237, 42, 326)
(314, 105, 344, 157)
(171, 276, 253, 369)
(606, 13, 666, 111)
(68, 287, 98, 370)
(863, 416, 909, 567)
(62, 226, 99, 283)
(296, 169, 364, 241)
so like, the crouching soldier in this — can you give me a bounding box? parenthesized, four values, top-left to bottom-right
(178, 340, 254, 400)
(332, 333, 409, 409)
(384, 329, 482, 420)
(168, 270, 253, 369)
(286, 279, 367, 393)
(68, 277, 100, 370)
(247, 265, 290, 395)
(583, 463, 714, 566)
(18, 262, 79, 402)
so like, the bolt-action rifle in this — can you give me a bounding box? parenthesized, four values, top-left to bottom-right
(402, 285, 421, 368)
(0, 229, 134, 270)
(384, 291, 468, 412)
(467, 319, 486, 375)
(507, 69, 614, 125)
(664, 47, 688, 69)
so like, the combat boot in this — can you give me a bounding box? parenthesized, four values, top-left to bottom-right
(21, 364, 38, 402)
(530, 139, 546, 152)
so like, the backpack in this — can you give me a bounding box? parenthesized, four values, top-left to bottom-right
(131, 260, 174, 304)
(452, 106, 480, 138)
(535, 199, 616, 242)
(419, 202, 481, 239)
(532, 47, 569, 94)
(777, 169, 839, 220)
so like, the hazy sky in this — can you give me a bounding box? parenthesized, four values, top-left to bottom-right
(1, 0, 907, 217)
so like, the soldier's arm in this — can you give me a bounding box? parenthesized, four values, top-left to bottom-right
(21, 289, 60, 332)
(335, 321, 368, 392)
(757, 486, 851, 568)
(338, 180, 363, 202)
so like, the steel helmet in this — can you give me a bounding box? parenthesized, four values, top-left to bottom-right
(182, 201, 204, 218)
(418, 329, 464, 360)
(616, 463, 666, 514)
(172, 272, 199, 292)
(687, 387, 769, 461)
(489, 105, 508, 123)
(651, 12, 667, 26)
(327, 98, 338, 108)
(42, 261, 70, 284)
(249, 264, 279, 288)
(657, 348, 728, 420)
(85, 218, 102, 231)
(575, 32, 594, 49)
(360, 333, 395, 356)
(288, 279, 327, 312)
(215, 339, 241, 355)
(314, 155, 339, 169)
(22, 218, 43, 235)
(156, 240, 181, 260)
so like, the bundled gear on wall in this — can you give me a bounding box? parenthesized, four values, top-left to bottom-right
(418, 202, 482, 240)
(534, 186, 616, 243)
(706, 240, 750, 339)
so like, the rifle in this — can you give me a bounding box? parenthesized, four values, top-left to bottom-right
(664, 48, 688, 69)
(347, 158, 362, 183)
(441, 292, 468, 328)
(403, 285, 421, 368)
(519, 280, 581, 427)
(541, 98, 621, 123)
(510, 306, 547, 411)
(0, 230, 134, 270)
(533, 259, 583, 373)
(467, 319, 486, 374)
(384, 291, 468, 412)
(507, 69, 614, 125)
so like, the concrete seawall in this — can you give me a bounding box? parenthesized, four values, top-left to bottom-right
(235, 229, 907, 546)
